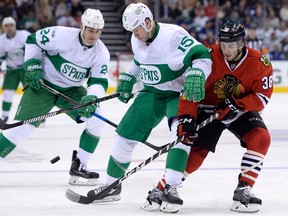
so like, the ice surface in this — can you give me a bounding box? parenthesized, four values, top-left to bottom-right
(1, 93, 287, 216)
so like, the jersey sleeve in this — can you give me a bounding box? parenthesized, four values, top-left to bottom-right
(178, 97, 199, 118)
(86, 44, 110, 96)
(25, 26, 58, 61)
(236, 56, 273, 112)
(127, 58, 140, 81)
(169, 29, 212, 80)
(0, 36, 5, 61)
(126, 36, 140, 80)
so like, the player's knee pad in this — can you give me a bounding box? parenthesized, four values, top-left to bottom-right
(3, 124, 35, 145)
(111, 135, 138, 163)
(2, 89, 15, 102)
(242, 127, 270, 155)
(85, 108, 105, 136)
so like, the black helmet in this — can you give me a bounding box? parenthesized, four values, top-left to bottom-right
(218, 19, 245, 43)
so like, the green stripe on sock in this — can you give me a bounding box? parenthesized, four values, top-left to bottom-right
(0, 133, 16, 158)
(79, 129, 99, 153)
(107, 156, 130, 178)
(166, 148, 188, 172)
(2, 101, 12, 111)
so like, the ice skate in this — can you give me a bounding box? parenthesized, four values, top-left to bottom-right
(141, 187, 163, 211)
(68, 150, 99, 186)
(0, 116, 8, 123)
(230, 181, 262, 213)
(160, 184, 183, 213)
(87, 184, 122, 203)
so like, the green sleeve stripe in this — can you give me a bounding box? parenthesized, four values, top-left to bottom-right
(26, 33, 37, 44)
(134, 58, 140, 66)
(183, 44, 211, 67)
(26, 33, 43, 50)
(23, 58, 42, 72)
(87, 77, 108, 92)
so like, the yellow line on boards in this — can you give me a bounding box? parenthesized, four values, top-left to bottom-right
(0, 87, 287, 95)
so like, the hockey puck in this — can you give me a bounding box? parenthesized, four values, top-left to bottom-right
(50, 156, 60, 164)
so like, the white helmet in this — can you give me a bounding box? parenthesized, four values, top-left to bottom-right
(2, 16, 16, 26)
(81, 8, 104, 30)
(122, 3, 153, 32)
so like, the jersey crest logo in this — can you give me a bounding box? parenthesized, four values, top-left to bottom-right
(260, 55, 271, 67)
(139, 65, 161, 84)
(213, 75, 245, 98)
(60, 63, 87, 82)
(7, 49, 24, 60)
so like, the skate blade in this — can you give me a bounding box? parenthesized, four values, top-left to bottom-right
(140, 200, 161, 211)
(91, 195, 121, 203)
(160, 201, 182, 213)
(230, 201, 261, 213)
(68, 176, 98, 186)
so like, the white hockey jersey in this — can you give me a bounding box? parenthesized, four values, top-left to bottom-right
(25, 26, 110, 89)
(128, 22, 212, 94)
(0, 30, 30, 69)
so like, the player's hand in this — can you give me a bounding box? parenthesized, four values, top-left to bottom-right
(182, 68, 205, 102)
(24, 59, 44, 90)
(177, 115, 198, 145)
(216, 95, 243, 121)
(78, 95, 97, 118)
(116, 73, 136, 103)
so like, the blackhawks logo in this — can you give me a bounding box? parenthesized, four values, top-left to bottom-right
(213, 75, 245, 98)
(260, 55, 271, 67)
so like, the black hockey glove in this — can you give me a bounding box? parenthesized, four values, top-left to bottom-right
(177, 115, 198, 145)
(216, 95, 243, 121)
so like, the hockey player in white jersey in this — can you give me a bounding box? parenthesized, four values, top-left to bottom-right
(84, 2, 212, 209)
(0, 9, 109, 185)
(0, 17, 30, 123)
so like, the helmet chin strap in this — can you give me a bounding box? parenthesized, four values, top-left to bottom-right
(143, 21, 154, 42)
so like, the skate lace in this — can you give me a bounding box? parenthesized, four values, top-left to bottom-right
(93, 185, 107, 195)
(79, 163, 91, 173)
(238, 185, 256, 199)
(148, 188, 163, 199)
(165, 185, 180, 198)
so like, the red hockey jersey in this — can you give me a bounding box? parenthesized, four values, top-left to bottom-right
(179, 44, 273, 118)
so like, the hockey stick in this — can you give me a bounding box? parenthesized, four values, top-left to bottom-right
(0, 93, 120, 130)
(41, 83, 164, 151)
(65, 112, 219, 204)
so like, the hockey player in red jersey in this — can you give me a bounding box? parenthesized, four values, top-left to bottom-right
(142, 19, 273, 213)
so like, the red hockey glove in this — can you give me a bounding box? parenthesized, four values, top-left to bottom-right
(216, 95, 243, 121)
(177, 115, 198, 145)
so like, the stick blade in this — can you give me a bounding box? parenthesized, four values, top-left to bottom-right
(0, 119, 7, 130)
(65, 188, 93, 204)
